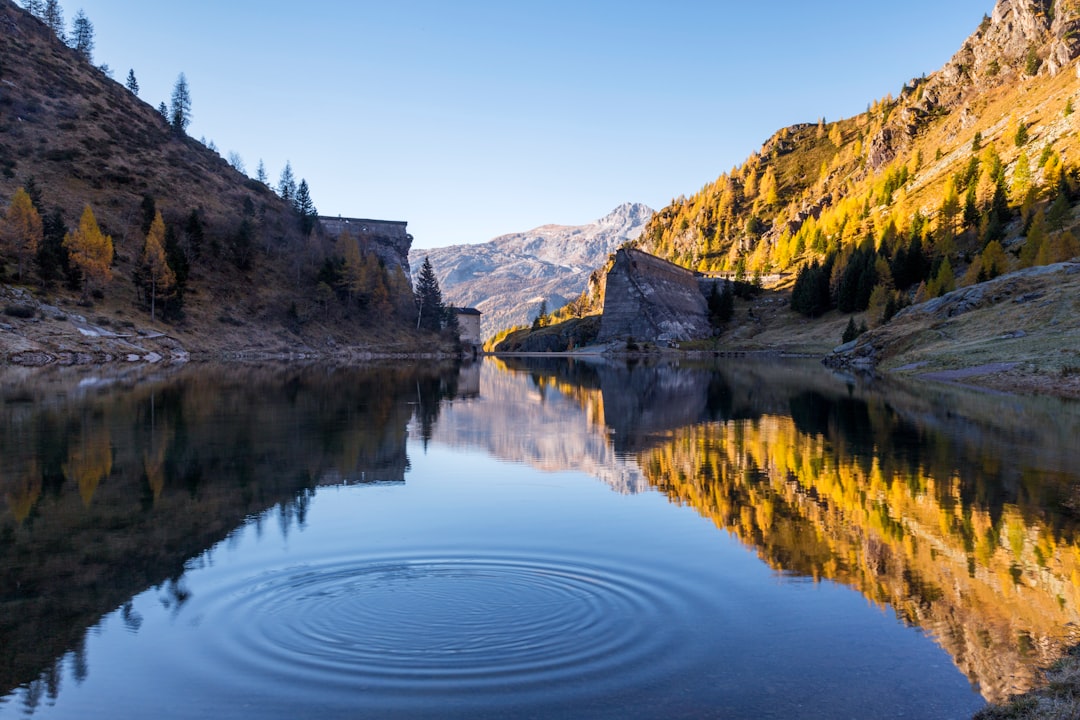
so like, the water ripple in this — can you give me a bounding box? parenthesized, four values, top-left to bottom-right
(191, 551, 705, 708)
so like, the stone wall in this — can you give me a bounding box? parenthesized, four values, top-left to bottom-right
(597, 249, 710, 344)
(318, 217, 414, 276)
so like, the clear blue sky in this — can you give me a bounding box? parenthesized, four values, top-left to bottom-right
(68, 0, 994, 247)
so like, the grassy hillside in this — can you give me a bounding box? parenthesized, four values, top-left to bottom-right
(0, 1, 432, 359)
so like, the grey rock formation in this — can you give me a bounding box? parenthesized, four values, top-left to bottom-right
(412, 203, 653, 338)
(319, 217, 413, 276)
(597, 249, 710, 345)
(866, 0, 1080, 170)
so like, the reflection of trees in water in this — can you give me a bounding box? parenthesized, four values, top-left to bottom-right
(637, 396, 1080, 704)
(0, 361, 463, 708)
(415, 371, 459, 448)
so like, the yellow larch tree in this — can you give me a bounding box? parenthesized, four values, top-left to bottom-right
(63, 205, 114, 295)
(2, 187, 43, 281)
(140, 211, 176, 322)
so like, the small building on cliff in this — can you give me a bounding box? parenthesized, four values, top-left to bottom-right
(596, 248, 710, 345)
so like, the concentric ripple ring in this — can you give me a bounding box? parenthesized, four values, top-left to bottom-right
(188, 551, 704, 704)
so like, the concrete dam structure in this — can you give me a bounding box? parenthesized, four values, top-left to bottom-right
(597, 248, 711, 345)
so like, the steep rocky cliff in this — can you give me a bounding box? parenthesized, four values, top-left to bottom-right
(596, 249, 710, 345)
(868, 0, 1080, 170)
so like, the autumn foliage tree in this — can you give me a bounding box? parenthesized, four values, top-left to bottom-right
(63, 205, 113, 296)
(137, 211, 176, 322)
(2, 187, 43, 281)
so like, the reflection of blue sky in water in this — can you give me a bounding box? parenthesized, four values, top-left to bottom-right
(12, 360, 1050, 718)
(5, 435, 984, 720)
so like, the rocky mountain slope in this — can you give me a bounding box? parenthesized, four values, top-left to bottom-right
(411, 202, 652, 337)
(0, 1, 427, 362)
(635, 0, 1080, 279)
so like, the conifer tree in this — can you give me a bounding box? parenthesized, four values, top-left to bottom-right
(69, 9, 93, 61)
(278, 162, 296, 203)
(169, 73, 192, 133)
(22, 0, 44, 17)
(125, 69, 139, 95)
(139, 212, 175, 322)
(36, 208, 70, 288)
(414, 256, 443, 331)
(294, 179, 317, 235)
(256, 159, 268, 185)
(43, 0, 64, 41)
(63, 205, 113, 296)
(2, 187, 43, 281)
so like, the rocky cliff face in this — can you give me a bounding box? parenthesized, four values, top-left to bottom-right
(597, 249, 711, 344)
(869, 0, 1080, 169)
(411, 203, 653, 338)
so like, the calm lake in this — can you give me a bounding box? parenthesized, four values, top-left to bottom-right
(2, 358, 1078, 719)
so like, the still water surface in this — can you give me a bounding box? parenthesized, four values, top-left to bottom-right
(2, 358, 1079, 718)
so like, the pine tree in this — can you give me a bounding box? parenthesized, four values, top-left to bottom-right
(22, 0, 44, 17)
(139, 212, 176, 322)
(414, 256, 443, 331)
(256, 159, 268, 185)
(69, 9, 93, 62)
(63, 205, 113, 296)
(2, 187, 43, 281)
(184, 209, 204, 260)
(841, 316, 860, 343)
(278, 162, 296, 203)
(294, 179, 317, 235)
(157, 101, 168, 120)
(125, 69, 139, 95)
(169, 73, 192, 133)
(43, 0, 64, 41)
(36, 208, 69, 288)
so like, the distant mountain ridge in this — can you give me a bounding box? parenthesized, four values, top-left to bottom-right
(411, 202, 653, 337)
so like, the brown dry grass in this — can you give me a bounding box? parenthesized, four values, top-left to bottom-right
(847, 262, 1080, 399)
(975, 647, 1080, 720)
(0, 3, 435, 359)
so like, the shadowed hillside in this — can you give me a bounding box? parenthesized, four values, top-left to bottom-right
(0, 1, 430, 359)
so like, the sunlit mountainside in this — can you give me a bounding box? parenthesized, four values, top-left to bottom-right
(637, 1, 1079, 292)
(497, 0, 1080, 361)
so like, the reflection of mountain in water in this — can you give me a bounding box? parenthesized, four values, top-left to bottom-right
(0, 362, 461, 701)
(473, 358, 1080, 705)
(430, 360, 650, 494)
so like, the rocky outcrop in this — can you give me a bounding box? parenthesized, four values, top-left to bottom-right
(824, 262, 1080, 397)
(597, 249, 710, 345)
(866, 0, 1080, 170)
(319, 217, 414, 277)
(413, 203, 653, 337)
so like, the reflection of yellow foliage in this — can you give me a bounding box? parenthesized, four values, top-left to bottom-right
(143, 443, 168, 504)
(637, 415, 1080, 703)
(4, 461, 42, 523)
(64, 429, 113, 507)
